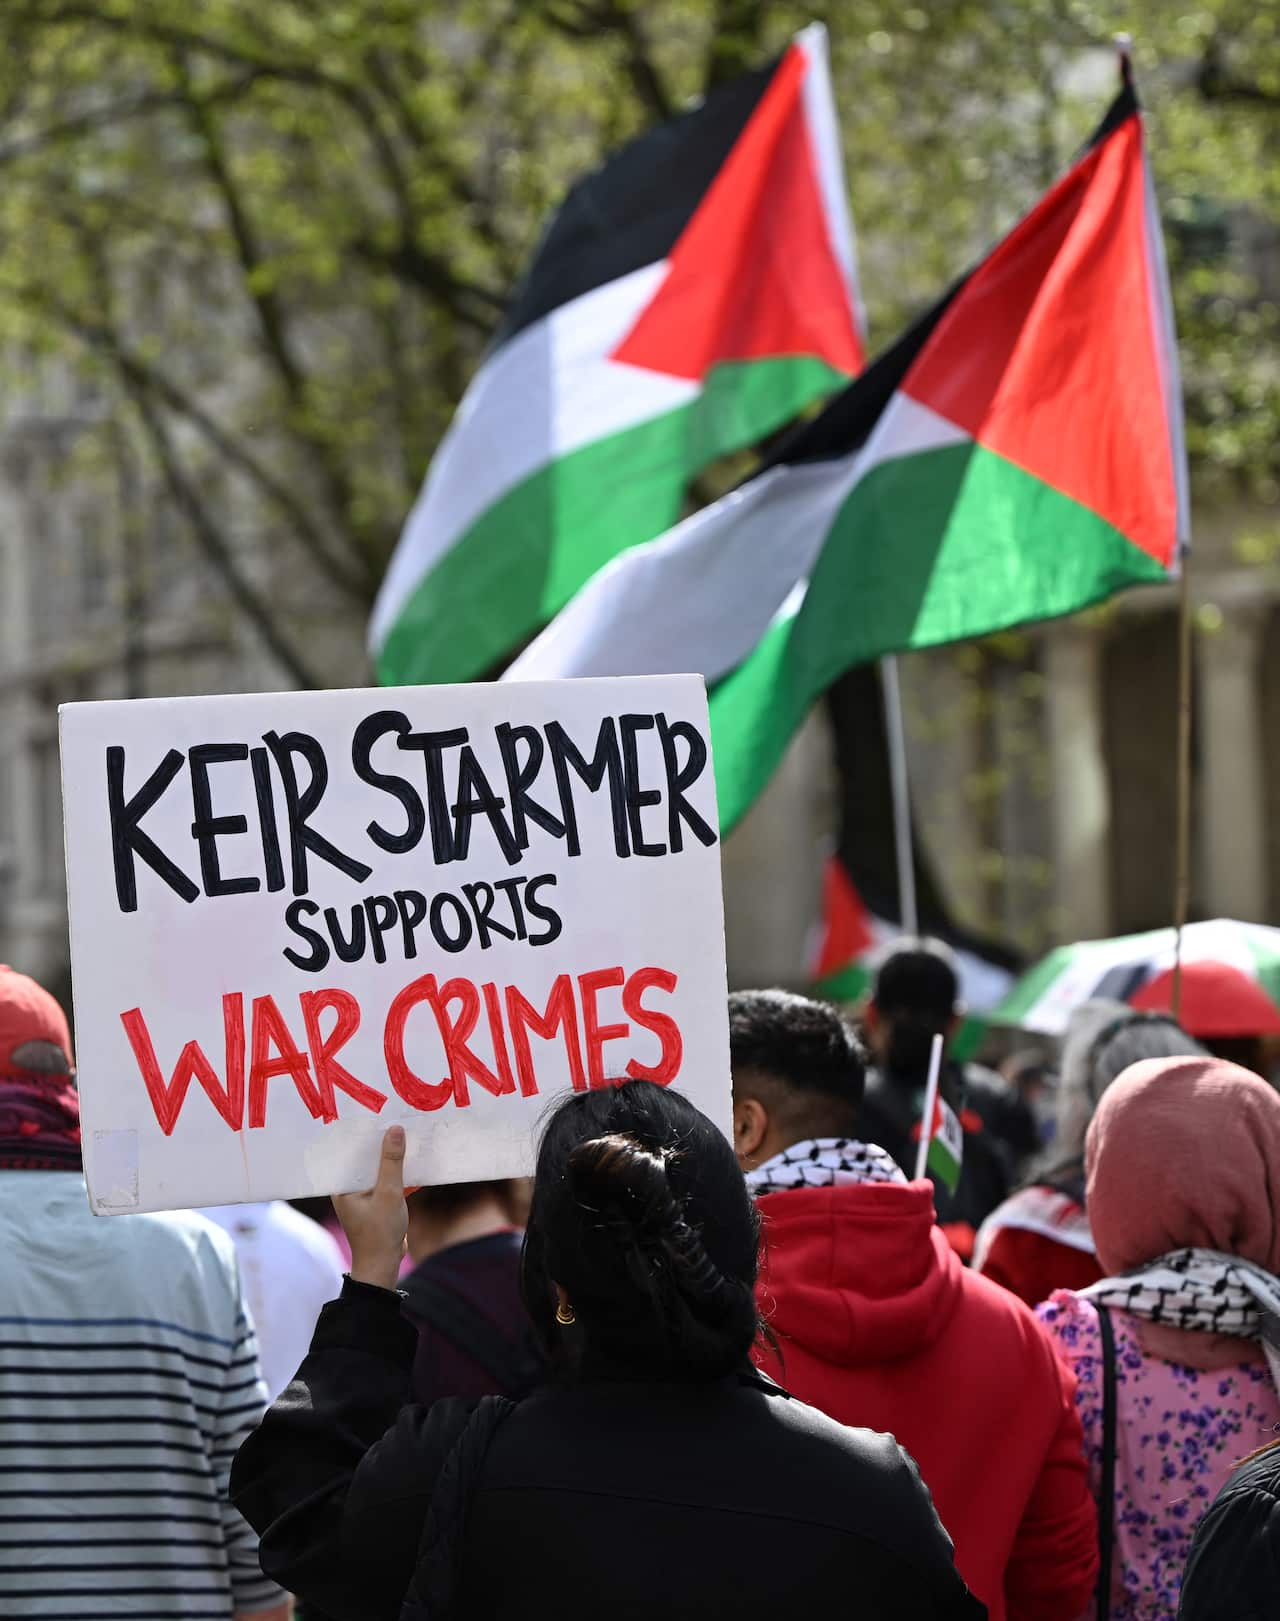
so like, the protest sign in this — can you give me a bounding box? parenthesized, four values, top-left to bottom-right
(60, 675, 729, 1215)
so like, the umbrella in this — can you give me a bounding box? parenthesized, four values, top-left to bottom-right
(992, 919, 1280, 1037)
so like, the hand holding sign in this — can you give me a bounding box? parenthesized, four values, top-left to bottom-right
(334, 1124, 409, 1291)
(60, 675, 731, 1214)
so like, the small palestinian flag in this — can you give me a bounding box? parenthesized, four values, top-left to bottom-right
(370, 24, 863, 687)
(810, 853, 1015, 1013)
(923, 1091, 964, 1194)
(509, 67, 1187, 834)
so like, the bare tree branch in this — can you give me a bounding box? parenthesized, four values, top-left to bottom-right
(170, 50, 391, 575)
(125, 377, 324, 690)
(543, 0, 674, 121)
(0, 71, 262, 164)
(7, 267, 375, 603)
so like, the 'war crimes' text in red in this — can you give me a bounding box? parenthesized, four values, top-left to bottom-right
(120, 964, 683, 1136)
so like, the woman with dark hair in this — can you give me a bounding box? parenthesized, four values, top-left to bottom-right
(232, 1080, 982, 1620)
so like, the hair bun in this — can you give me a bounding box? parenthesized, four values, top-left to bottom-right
(567, 1133, 675, 1241)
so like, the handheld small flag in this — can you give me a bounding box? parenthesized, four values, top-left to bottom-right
(914, 1033, 963, 1194)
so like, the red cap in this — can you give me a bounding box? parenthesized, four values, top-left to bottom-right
(1130, 960, 1280, 1038)
(0, 966, 73, 1074)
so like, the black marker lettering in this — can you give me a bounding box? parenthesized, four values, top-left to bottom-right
(250, 746, 286, 893)
(107, 746, 199, 912)
(545, 718, 628, 858)
(282, 898, 330, 972)
(657, 714, 718, 852)
(352, 711, 426, 856)
(263, 730, 372, 894)
(525, 873, 563, 946)
(618, 714, 665, 858)
(189, 743, 259, 898)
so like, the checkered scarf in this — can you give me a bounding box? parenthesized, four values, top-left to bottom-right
(745, 1137, 907, 1196)
(1083, 1247, 1280, 1391)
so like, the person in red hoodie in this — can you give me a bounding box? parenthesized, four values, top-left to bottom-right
(730, 989, 1097, 1621)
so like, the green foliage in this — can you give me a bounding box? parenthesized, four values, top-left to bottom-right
(0, 0, 1276, 685)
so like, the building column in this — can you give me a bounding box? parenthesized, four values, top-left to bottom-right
(1198, 603, 1267, 921)
(1044, 625, 1111, 941)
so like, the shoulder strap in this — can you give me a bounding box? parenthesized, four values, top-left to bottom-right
(1094, 1303, 1117, 1621)
(399, 1393, 516, 1621)
(406, 1272, 544, 1398)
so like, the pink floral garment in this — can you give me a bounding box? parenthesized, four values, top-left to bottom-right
(1036, 1292, 1280, 1620)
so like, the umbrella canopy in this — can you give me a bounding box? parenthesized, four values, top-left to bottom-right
(993, 919, 1280, 1037)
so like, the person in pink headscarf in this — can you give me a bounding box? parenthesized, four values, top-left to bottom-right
(1036, 1056, 1280, 1621)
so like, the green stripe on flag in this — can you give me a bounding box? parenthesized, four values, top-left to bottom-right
(377, 354, 846, 687)
(710, 439, 1170, 831)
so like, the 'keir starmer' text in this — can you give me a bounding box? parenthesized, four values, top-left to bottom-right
(105, 708, 716, 1135)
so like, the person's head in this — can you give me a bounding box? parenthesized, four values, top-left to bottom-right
(406, 1179, 525, 1264)
(727, 989, 866, 1171)
(521, 1079, 760, 1381)
(1086, 1055, 1280, 1278)
(1050, 1000, 1206, 1171)
(0, 965, 79, 1171)
(864, 940, 959, 1075)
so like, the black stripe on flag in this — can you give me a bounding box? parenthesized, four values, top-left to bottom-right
(493, 55, 780, 347)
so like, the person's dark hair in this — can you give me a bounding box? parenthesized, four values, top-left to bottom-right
(521, 1080, 760, 1381)
(728, 988, 867, 1138)
(871, 940, 959, 1075)
(407, 1179, 521, 1223)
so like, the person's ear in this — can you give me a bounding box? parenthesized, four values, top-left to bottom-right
(732, 1095, 770, 1169)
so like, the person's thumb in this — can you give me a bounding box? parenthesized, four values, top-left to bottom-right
(376, 1124, 406, 1193)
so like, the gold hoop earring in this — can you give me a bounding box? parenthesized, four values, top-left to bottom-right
(555, 1301, 576, 1326)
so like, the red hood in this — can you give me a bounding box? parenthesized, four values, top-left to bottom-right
(757, 1180, 965, 1363)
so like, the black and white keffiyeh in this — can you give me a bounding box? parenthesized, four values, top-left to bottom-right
(745, 1137, 907, 1196)
(1083, 1247, 1280, 1391)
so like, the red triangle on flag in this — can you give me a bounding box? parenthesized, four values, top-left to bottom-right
(611, 43, 864, 383)
(902, 110, 1177, 570)
(811, 854, 877, 980)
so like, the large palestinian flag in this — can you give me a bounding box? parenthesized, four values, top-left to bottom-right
(509, 71, 1188, 832)
(370, 24, 863, 686)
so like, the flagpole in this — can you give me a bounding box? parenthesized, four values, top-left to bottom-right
(1172, 558, 1193, 1020)
(881, 655, 919, 938)
(914, 1032, 946, 1180)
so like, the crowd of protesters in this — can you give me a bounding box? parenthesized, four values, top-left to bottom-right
(2, 943, 1279, 1620)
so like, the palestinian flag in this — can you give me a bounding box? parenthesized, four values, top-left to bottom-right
(508, 69, 1187, 833)
(810, 852, 1016, 1016)
(922, 1091, 964, 1194)
(370, 24, 863, 687)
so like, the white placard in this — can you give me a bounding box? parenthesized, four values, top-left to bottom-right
(60, 676, 729, 1215)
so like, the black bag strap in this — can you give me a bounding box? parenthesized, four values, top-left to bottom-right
(399, 1393, 516, 1621)
(405, 1273, 544, 1398)
(1094, 1303, 1117, 1621)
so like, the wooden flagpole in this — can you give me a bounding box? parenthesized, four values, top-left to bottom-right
(881, 655, 919, 938)
(1172, 560, 1193, 1020)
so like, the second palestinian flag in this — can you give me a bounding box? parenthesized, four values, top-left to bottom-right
(510, 71, 1187, 832)
(371, 25, 862, 687)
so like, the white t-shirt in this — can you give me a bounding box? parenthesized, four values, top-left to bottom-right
(197, 1201, 345, 1400)
(0, 1171, 284, 1617)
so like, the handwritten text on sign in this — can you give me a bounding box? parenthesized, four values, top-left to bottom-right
(60, 677, 730, 1214)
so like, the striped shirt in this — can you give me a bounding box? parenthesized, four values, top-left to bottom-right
(0, 1171, 285, 1618)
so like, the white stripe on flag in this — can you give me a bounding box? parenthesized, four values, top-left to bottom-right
(370, 262, 695, 653)
(505, 395, 968, 686)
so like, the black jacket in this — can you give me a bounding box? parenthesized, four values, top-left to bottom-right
(1178, 1443, 1280, 1620)
(231, 1278, 985, 1621)
(856, 1060, 1036, 1232)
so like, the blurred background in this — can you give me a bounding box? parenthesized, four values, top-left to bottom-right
(0, 0, 1276, 1000)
